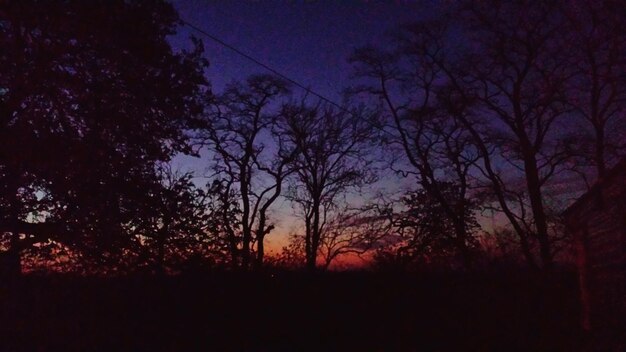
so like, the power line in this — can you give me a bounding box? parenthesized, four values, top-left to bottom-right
(180, 19, 350, 113)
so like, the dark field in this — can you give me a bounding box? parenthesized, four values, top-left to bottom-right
(1, 270, 583, 351)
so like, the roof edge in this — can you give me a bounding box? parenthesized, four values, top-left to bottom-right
(562, 158, 626, 218)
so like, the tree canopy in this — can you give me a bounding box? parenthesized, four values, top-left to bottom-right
(0, 0, 209, 271)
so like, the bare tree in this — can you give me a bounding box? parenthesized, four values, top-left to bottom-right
(458, 0, 575, 269)
(350, 1, 585, 270)
(349, 19, 481, 268)
(203, 74, 296, 269)
(564, 0, 626, 180)
(418, 24, 550, 269)
(317, 204, 390, 270)
(279, 102, 376, 270)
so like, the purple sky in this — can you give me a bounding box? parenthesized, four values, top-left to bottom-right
(168, 0, 438, 251)
(169, 0, 439, 176)
(170, 0, 436, 98)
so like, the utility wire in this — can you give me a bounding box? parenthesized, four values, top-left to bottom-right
(180, 19, 351, 113)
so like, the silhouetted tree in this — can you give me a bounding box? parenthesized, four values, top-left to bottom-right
(351, 1, 587, 270)
(203, 74, 297, 269)
(350, 19, 481, 268)
(271, 233, 306, 270)
(279, 102, 376, 270)
(0, 0, 209, 273)
(564, 0, 626, 180)
(372, 184, 480, 270)
(317, 204, 390, 269)
(458, 0, 574, 269)
(128, 165, 217, 274)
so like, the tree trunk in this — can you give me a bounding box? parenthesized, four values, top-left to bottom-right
(255, 215, 266, 269)
(594, 125, 606, 179)
(589, 54, 607, 180)
(453, 219, 472, 269)
(304, 216, 313, 270)
(256, 235, 264, 269)
(518, 232, 539, 271)
(221, 194, 239, 269)
(305, 254, 316, 271)
(307, 198, 321, 271)
(240, 165, 252, 270)
(1, 232, 22, 277)
(156, 228, 166, 276)
(241, 228, 251, 270)
(454, 115, 539, 269)
(522, 153, 553, 269)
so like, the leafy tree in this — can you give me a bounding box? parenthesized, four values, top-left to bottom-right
(127, 165, 216, 274)
(0, 0, 209, 273)
(202, 178, 243, 269)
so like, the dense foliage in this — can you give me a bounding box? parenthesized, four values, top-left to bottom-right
(0, 0, 209, 272)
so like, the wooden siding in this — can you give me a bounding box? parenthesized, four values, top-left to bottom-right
(564, 160, 626, 335)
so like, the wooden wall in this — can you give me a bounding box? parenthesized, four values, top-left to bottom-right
(564, 161, 626, 335)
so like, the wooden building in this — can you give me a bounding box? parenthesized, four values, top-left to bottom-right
(563, 159, 626, 342)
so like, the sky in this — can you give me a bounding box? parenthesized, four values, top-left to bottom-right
(170, 0, 436, 96)
(167, 0, 438, 253)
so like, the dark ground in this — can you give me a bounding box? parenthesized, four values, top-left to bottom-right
(0, 269, 584, 351)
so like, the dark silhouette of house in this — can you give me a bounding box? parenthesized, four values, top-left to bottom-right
(563, 159, 626, 343)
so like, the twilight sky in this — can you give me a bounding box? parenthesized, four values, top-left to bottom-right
(168, 0, 438, 254)
(170, 0, 436, 96)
